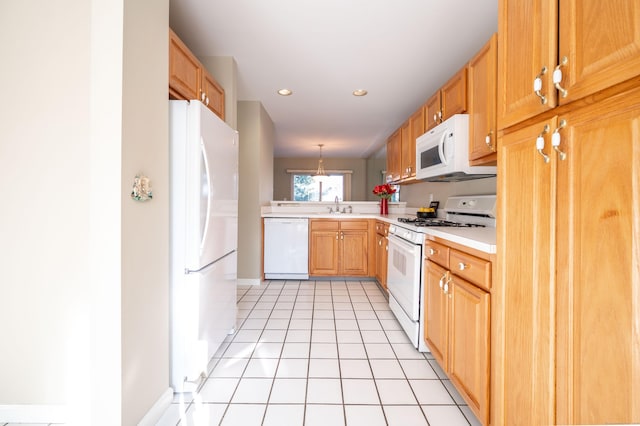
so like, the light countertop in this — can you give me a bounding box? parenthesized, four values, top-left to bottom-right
(262, 205, 496, 254)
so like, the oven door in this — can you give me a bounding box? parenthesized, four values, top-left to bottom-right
(386, 233, 422, 321)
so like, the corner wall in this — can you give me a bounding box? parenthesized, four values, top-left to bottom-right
(237, 101, 274, 282)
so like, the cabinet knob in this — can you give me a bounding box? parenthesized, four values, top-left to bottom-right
(429, 248, 436, 256)
(533, 66, 548, 105)
(553, 56, 569, 98)
(552, 119, 567, 160)
(485, 131, 495, 152)
(536, 124, 551, 163)
(443, 282, 449, 293)
(458, 262, 468, 271)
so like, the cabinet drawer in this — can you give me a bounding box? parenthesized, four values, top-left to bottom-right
(375, 221, 389, 235)
(310, 220, 339, 231)
(450, 249, 491, 290)
(375, 222, 385, 234)
(340, 220, 368, 231)
(425, 240, 449, 269)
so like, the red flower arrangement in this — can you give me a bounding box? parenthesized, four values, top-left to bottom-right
(372, 183, 397, 200)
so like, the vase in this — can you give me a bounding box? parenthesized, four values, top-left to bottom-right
(380, 198, 389, 215)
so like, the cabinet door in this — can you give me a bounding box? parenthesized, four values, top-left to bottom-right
(468, 33, 498, 165)
(400, 120, 412, 179)
(497, 117, 557, 425)
(449, 277, 490, 426)
(201, 70, 225, 120)
(309, 230, 339, 275)
(554, 88, 640, 424)
(497, 0, 557, 129)
(407, 106, 424, 177)
(424, 260, 449, 369)
(375, 233, 384, 285)
(558, 0, 640, 105)
(341, 230, 368, 276)
(425, 91, 442, 130)
(169, 29, 201, 101)
(386, 129, 401, 182)
(441, 67, 468, 120)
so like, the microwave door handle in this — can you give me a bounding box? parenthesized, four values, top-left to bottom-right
(437, 130, 449, 165)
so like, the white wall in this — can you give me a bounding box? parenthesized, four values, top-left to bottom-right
(121, 0, 170, 424)
(237, 101, 275, 282)
(0, 0, 92, 416)
(0, 1, 170, 424)
(400, 178, 497, 209)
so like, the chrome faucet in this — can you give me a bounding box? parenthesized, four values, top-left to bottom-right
(335, 196, 340, 213)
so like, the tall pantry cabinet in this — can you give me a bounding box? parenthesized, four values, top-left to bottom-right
(495, 0, 640, 425)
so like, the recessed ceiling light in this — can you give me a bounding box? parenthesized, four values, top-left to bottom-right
(278, 88, 293, 96)
(352, 89, 368, 97)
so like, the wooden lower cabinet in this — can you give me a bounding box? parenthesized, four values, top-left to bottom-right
(309, 219, 370, 277)
(374, 222, 389, 289)
(424, 260, 449, 368)
(449, 276, 490, 424)
(424, 241, 491, 425)
(496, 87, 640, 425)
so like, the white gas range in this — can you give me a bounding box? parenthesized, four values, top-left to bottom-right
(386, 195, 496, 351)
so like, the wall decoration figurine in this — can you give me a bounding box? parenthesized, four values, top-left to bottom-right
(131, 174, 153, 201)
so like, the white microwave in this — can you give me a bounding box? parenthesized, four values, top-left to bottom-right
(415, 114, 496, 182)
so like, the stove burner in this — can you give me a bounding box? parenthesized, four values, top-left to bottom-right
(397, 217, 485, 228)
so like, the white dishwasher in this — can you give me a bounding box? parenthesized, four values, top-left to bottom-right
(264, 217, 309, 280)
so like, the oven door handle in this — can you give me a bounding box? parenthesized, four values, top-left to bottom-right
(388, 233, 421, 254)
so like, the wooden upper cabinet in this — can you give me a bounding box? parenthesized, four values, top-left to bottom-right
(497, 0, 557, 129)
(498, 0, 640, 129)
(201, 69, 225, 120)
(169, 29, 201, 101)
(558, 0, 640, 105)
(386, 129, 401, 183)
(169, 28, 225, 120)
(468, 33, 498, 166)
(406, 106, 424, 178)
(400, 119, 412, 180)
(425, 91, 442, 130)
(441, 67, 468, 120)
(425, 67, 468, 131)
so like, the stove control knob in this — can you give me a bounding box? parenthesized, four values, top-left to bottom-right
(467, 200, 477, 207)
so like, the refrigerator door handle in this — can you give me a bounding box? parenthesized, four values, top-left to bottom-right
(186, 249, 236, 274)
(200, 137, 212, 253)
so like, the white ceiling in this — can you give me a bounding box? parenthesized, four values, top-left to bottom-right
(169, 0, 498, 159)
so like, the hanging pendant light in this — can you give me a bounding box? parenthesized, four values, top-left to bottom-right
(314, 144, 328, 178)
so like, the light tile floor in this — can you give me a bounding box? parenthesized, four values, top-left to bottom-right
(157, 279, 481, 426)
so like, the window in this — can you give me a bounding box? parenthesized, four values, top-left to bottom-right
(292, 174, 344, 201)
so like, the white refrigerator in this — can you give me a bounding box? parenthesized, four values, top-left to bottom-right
(169, 100, 239, 393)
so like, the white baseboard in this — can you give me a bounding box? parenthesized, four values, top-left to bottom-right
(237, 278, 261, 286)
(0, 404, 66, 423)
(137, 387, 173, 426)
